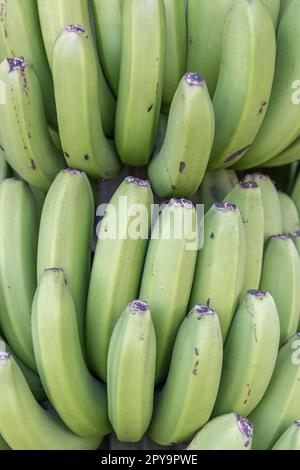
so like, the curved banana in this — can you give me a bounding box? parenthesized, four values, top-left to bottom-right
(213, 290, 280, 417)
(260, 235, 300, 345)
(139, 198, 198, 383)
(29, 185, 46, 222)
(86, 177, 153, 381)
(290, 231, 300, 260)
(264, 135, 300, 168)
(273, 421, 300, 450)
(249, 333, 300, 450)
(208, 0, 276, 170)
(53, 25, 121, 178)
(149, 73, 215, 198)
(0, 351, 101, 450)
(278, 191, 299, 233)
(189, 202, 246, 341)
(186, 0, 235, 96)
(262, 0, 280, 28)
(235, 0, 300, 169)
(187, 414, 253, 450)
(148, 305, 223, 446)
(0, 58, 65, 191)
(37, 169, 94, 348)
(196, 169, 239, 212)
(224, 182, 264, 292)
(115, 0, 166, 166)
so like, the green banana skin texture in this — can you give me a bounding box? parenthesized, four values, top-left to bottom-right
(139, 199, 198, 383)
(264, 135, 300, 168)
(86, 177, 153, 381)
(49, 126, 63, 152)
(108, 301, 156, 442)
(189, 203, 246, 341)
(148, 305, 223, 446)
(262, 0, 280, 28)
(32, 268, 111, 439)
(278, 191, 299, 233)
(53, 26, 121, 178)
(292, 171, 300, 220)
(187, 413, 253, 450)
(249, 333, 300, 450)
(0, 353, 101, 450)
(208, 0, 276, 170)
(37, 169, 94, 349)
(0, 152, 11, 182)
(115, 0, 166, 166)
(186, 0, 235, 97)
(154, 113, 168, 155)
(213, 291, 280, 418)
(224, 182, 264, 292)
(235, 0, 300, 170)
(279, 0, 292, 21)
(0, 58, 65, 192)
(196, 169, 239, 212)
(260, 235, 300, 345)
(273, 421, 300, 450)
(149, 74, 215, 198)
(0, 178, 37, 370)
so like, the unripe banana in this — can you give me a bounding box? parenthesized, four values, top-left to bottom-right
(208, 0, 276, 170)
(154, 113, 168, 155)
(187, 413, 253, 450)
(0, 58, 65, 191)
(148, 305, 223, 446)
(291, 171, 300, 219)
(262, 0, 280, 28)
(249, 333, 300, 450)
(29, 185, 46, 222)
(289, 231, 300, 260)
(109, 433, 170, 451)
(115, 0, 166, 166)
(279, 0, 292, 21)
(189, 202, 246, 341)
(196, 169, 239, 212)
(149, 74, 214, 198)
(53, 25, 121, 177)
(186, 0, 235, 96)
(278, 191, 299, 233)
(235, 0, 300, 169)
(273, 421, 300, 450)
(37, 169, 94, 348)
(86, 177, 153, 381)
(260, 235, 300, 344)
(48, 126, 62, 152)
(224, 182, 264, 292)
(264, 135, 300, 168)
(108, 300, 156, 442)
(0, 351, 101, 450)
(213, 290, 280, 417)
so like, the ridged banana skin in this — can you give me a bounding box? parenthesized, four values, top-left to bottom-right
(0, 353, 101, 450)
(37, 169, 94, 348)
(244, 173, 282, 240)
(264, 135, 300, 168)
(148, 306, 223, 446)
(139, 199, 198, 383)
(187, 413, 253, 450)
(273, 421, 300, 450)
(162, 0, 187, 107)
(213, 291, 280, 418)
(32, 269, 111, 438)
(208, 0, 276, 170)
(0, 179, 37, 370)
(107, 301, 156, 442)
(115, 0, 166, 166)
(186, 0, 236, 96)
(235, 0, 300, 170)
(278, 191, 299, 233)
(262, 0, 280, 28)
(53, 26, 121, 178)
(189, 203, 246, 341)
(249, 333, 300, 450)
(224, 182, 264, 292)
(148, 74, 215, 198)
(0, 58, 65, 192)
(196, 169, 239, 212)
(86, 177, 153, 381)
(260, 235, 300, 345)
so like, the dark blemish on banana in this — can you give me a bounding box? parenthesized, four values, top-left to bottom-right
(84, 154, 89, 160)
(0, 144, 4, 151)
(171, 185, 176, 190)
(30, 159, 36, 170)
(179, 161, 186, 173)
(192, 361, 199, 376)
(64, 152, 70, 158)
(147, 104, 153, 112)
(224, 145, 251, 163)
(188, 36, 193, 44)
(259, 101, 267, 114)
(195, 348, 199, 356)
(28, 132, 31, 139)
(210, 232, 215, 239)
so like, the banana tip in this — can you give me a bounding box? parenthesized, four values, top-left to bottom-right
(7, 57, 27, 73)
(269, 234, 289, 241)
(247, 290, 267, 298)
(169, 198, 193, 209)
(239, 181, 258, 190)
(64, 24, 86, 34)
(0, 352, 10, 364)
(128, 300, 149, 314)
(290, 230, 300, 238)
(295, 420, 300, 427)
(235, 414, 253, 441)
(214, 202, 236, 212)
(125, 176, 149, 187)
(184, 73, 205, 87)
(193, 304, 215, 317)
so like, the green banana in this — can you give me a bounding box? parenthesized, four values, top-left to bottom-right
(148, 74, 215, 198)
(278, 191, 299, 233)
(49, 126, 62, 152)
(264, 135, 300, 168)
(139, 198, 198, 383)
(196, 169, 239, 212)
(249, 333, 300, 450)
(37, 169, 94, 348)
(189, 202, 246, 341)
(279, 0, 292, 21)
(208, 0, 276, 170)
(187, 413, 253, 450)
(154, 113, 168, 154)
(224, 182, 264, 292)
(262, 0, 280, 28)
(53, 25, 121, 178)
(109, 433, 170, 451)
(0, 153, 11, 181)
(115, 0, 166, 166)
(292, 170, 300, 218)
(148, 305, 223, 446)
(235, 0, 300, 169)
(0, 351, 101, 450)
(29, 185, 46, 222)
(86, 177, 153, 381)
(213, 290, 280, 417)
(0, 58, 65, 191)
(186, 0, 235, 96)
(107, 300, 156, 442)
(260, 235, 300, 345)
(273, 421, 300, 450)
(289, 231, 300, 260)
